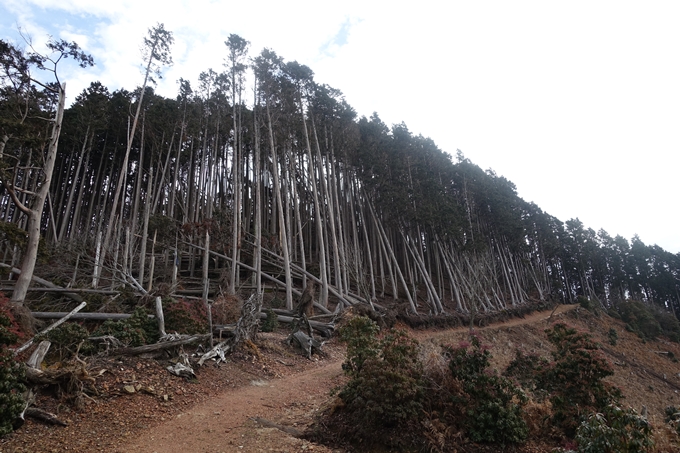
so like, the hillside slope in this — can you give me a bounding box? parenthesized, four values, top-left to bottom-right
(2, 305, 680, 452)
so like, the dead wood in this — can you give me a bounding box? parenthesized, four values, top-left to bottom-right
(87, 335, 125, 351)
(155, 296, 166, 337)
(24, 361, 95, 389)
(113, 334, 211, 356)
(198, 293, 262, 366)
(251, 417, 304, 438)
(167, 351, 195, 379)
(0, 287, 119, 295)
(262, 312, 334, 338)
(14, 301, 87, 356)
(288, 330, 325, 359)
(0, 262, 84, 303)
(27, 340, 51, 368)
(23, 407, 68, 426)
(295, 281, 316, 317)
(32, 312, 142, 320)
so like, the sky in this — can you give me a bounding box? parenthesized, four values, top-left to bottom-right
(1, 0, 679, 253)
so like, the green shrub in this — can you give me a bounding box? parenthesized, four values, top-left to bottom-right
(541, 323, 621, 436)
(575, 404, 653, 453)
(504, 349, 549, 392)
(336, 319, 423, 448)
(338, 316, 380, 376)
(340, 330, 423, 427)
(622, 300, 661, 339)
(652, 308, 680, 342)
(260, 308, 279, 332)
(665, 406, 680, 435)
(578, 296, 594, 311)
(608, 328, 618, 346)
(93, 306, 159, 347)
(38, 322, 89, 360)
(449, 336, 528, 445)
(0, 303, 26, 437)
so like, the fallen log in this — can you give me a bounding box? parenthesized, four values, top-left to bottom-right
(0, 287, 119, 295)
(0, 263, 84, 303)
(113, 334, 211, 356)
(288, 330, 325, 359)
(14, 301, 87, 356)
(262, 312, 334, 338)
(32, 312, 143, 321)
(24, 407, 68, 426)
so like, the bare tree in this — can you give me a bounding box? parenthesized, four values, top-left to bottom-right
(0, 38, 93, 305)
(96, 23, 173, 287)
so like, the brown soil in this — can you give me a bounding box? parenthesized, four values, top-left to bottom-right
(2, 304, 680, 453)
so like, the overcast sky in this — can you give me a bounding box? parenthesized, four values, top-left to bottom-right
(2, 0, 678, 253)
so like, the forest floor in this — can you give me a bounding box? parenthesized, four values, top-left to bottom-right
(2, 303, 680, 453)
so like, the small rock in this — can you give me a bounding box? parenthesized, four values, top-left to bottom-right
(123, 385, 136, 394)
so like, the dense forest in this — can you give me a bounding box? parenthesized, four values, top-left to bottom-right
(1, 24, 679, 320)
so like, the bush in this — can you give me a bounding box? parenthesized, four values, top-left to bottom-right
(211, 294, 242, 325)
(38, 322, 89, 360)
(326, 319, 532, 449)
(607, 328, 618, 346)
(540, 323, 621, 436)
(93, 306, 159, 347)
(652, 307, 680, 343)
(0, 304, 26, 437)
(504, 349, 549, 392)
(575, 404, 653, 453)
(335, 318, 423, 448)
(260, 308, 279, 332)
(340, 330, 423, 427)
(449, 336, 528, 445)
(163, 298, 208, 335)
(664, 406, 680, 435)
(338, 316, 380, 375)
(618, 300, 661, 340)
(0, 298, 26, 344)
(578, 296, 594, 311)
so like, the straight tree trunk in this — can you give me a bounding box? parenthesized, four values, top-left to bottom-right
(265, 100, 293, 309)
(299, 98, 328, 306)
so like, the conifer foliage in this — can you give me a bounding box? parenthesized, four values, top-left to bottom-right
(0, 24, 678, 325)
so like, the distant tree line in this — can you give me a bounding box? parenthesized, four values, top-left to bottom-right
(0, 24, 678, 318)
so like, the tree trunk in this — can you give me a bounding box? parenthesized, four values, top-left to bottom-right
(300, 97, 328, 306)
(265, 100, 293, 309)
(11, 84, 66, 306)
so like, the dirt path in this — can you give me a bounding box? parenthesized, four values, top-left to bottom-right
(117, 305, 577, 453)
(118, 360, 343, 453)
(410, 303, 577, 341)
